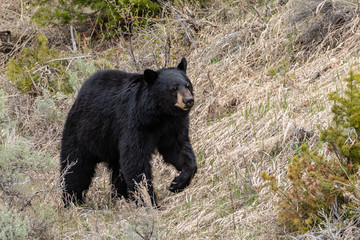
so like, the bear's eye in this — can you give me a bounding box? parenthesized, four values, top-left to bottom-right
(186, 84, 190, 88)
(171, 86, 178, 92)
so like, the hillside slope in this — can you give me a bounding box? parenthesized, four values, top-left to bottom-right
(1, 0, 360, 239)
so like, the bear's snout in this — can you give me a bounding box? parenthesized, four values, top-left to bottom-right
(183, 97, 194, 109)
(175, 88, 194, 111)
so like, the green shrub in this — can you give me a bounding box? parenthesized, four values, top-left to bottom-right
(31, 0, 209, 38)
(0, 205, 30, 240)
(33, 92, 69, 123)
(0, 91, 56, 239)
(0, 137, 56, 238)
(6, 34, 73, 94)
(31, 0, 161, 34)
(34, 93, 59, 122)
(67, 58, 99, 91)
(0, 141, 55, 204)
(321, 70, 360, 166)
(262, 70, 360, 233)
(27, 202, 56, 239)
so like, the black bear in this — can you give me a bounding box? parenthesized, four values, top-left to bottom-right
(60, 58, 197, 206)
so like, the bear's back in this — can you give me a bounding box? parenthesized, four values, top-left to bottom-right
(67, 69, 143, 127)
(81, 70, 141, 93)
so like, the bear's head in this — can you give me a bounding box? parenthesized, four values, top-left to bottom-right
(144, 58, 194, 116)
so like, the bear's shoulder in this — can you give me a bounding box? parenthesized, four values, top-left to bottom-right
(77, 70, 144, 97)
(86, 70, 142, 85)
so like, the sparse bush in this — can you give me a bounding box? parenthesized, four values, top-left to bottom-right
(0, 110, 57, 238)
(0, 90, 7, 121)
(262, 70, 360, 233)
(0, 141, 55, 205)
(34, 93, 60, 122)
(0, 204, 30, 240)
(6, 34, 73, 94)
(67, 58, 99, 91)
(28, 203, 56, 239)
(124, 207, 159, 240)
(0, 88, 56, 240)
(0, 90, 13, 143)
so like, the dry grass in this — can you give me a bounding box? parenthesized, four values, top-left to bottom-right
(1, 0, 360, 239)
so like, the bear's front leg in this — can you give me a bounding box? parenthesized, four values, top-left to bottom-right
(158, 139, 197, 193)
(169, 142, 197, 192)
(119, 141, 157, 207)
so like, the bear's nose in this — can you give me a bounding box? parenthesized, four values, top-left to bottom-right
(184, 97, 194, 109)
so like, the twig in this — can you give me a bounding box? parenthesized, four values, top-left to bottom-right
(162, 2, 198, 49)
(151, 51, 160, 69)
(2, 28, 36, 64)
(70, 25, 77, 52)
(0, 94, 20, 98)
(32, 65, 50, 75)
(127, 35, 140, 72)
(134, 228, 149, 240)
(46, 55, 88, 64)
(164, 35, 171, 68)
(331, 143, 344, 164)
(0, 74, 8, 82)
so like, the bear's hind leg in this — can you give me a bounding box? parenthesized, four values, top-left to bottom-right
(120, 156, 157, 207)
(61, 155, 98, 206)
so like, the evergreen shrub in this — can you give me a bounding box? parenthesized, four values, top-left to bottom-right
(262, 70, 360, 232)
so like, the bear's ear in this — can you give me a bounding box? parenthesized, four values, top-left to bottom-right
(177, 57, 187, 73)
(144, 69, 158, 85)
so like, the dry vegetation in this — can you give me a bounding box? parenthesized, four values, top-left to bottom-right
(1, 0, 360, 239)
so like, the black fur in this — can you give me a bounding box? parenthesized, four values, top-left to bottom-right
(60, 58, 197, 206)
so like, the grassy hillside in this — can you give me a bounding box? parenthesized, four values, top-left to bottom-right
(1, 0, 360, 239)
